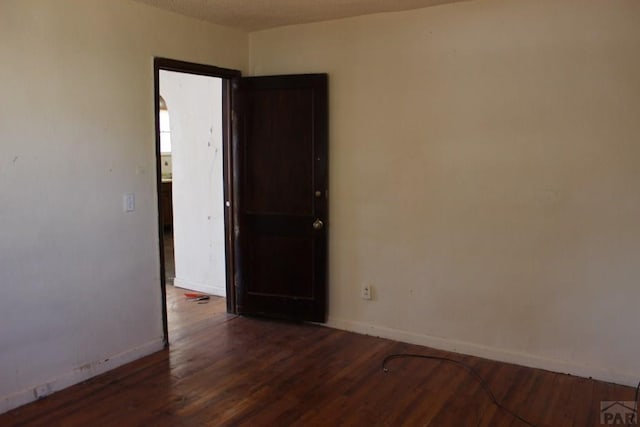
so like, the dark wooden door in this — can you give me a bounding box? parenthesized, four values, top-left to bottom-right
(232, 74, 328, 322)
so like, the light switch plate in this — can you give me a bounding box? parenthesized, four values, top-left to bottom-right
(123, 193, 135, 212)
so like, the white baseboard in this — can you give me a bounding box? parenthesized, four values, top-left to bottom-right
(0, 338, 164, 415)
(173, 277, 226, 297)
(326, 316, 638, 387)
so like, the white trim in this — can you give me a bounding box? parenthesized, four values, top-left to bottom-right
(325, 316, 639, 387)
(0, 338, 164, 415)
(173, 277, 226, 297)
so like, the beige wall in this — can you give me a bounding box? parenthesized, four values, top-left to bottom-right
(0, 0, 246, 413)
(2, 0, 640, 414)
(249, 0, 640, 385)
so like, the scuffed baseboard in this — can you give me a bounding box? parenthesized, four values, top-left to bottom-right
(173, 277, 226, 297)
(0, 338, 164, 415)
(326, 316, 638, 387)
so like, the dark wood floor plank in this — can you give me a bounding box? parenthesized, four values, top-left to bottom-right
(419, 353, 528, 426)
(484, 364, 534, 427)
(1, 285, 637, 426)
(563, 376, 595, 427)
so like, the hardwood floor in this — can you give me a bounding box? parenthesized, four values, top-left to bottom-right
(167, 283, 227, 335)
(1, 285, 636, 426)
(0, 236, 634, 427)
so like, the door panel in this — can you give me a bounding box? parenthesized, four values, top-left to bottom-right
(233, 74, 328, 322)
(244, 88, 314, 215)
(247, 234, 313, 298)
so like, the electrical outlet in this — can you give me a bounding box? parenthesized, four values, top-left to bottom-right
(362, 284, 372, 300)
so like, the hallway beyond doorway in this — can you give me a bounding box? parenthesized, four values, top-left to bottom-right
(164, 230, 225, 336)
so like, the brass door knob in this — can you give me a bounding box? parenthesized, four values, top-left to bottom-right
(313, 219, 324, 230)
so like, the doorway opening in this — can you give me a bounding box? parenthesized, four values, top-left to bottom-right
(154, 58, 240, 345)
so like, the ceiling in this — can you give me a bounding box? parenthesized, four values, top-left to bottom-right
(133, 0, 466, 31)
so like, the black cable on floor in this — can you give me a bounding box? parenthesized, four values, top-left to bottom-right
(382, 353, 537, 427)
